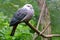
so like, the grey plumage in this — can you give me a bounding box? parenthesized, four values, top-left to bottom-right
(10, 4, 34, 36)
(10, 8, 27, 26)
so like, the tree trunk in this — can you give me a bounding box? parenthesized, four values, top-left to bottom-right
(41, 7, 51, 40)
(37, 0, 51, 40)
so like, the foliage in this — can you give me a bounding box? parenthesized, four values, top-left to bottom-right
(0, 0, 38, 40)
(0, 12, 33, 40)
(47, 0, 60, 40)
(0, 0, 60, 40)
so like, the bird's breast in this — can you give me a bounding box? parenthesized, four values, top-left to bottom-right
(21, 8, 34, 22)
(24, 13, 33, 22)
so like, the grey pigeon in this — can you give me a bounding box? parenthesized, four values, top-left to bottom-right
(10, 4, 34, 36)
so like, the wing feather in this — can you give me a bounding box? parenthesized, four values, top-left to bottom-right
(10, 8, 27, 26)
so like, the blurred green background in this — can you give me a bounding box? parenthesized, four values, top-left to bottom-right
(0, 0, 60, 40)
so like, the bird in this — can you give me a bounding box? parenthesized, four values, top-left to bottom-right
(10, 4, 34, 36)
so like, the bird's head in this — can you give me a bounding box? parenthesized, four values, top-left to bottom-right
(23, 4, 33, 10)
(22, 4, 34, 14)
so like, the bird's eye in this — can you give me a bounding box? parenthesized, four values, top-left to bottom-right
(27, 5, 30, 7)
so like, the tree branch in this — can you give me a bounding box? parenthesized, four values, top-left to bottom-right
(25, 21, 60, 38)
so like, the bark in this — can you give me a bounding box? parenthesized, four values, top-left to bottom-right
(36, 0, 51, 40)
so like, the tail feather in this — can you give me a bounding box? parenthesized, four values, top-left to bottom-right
(10, 24, 18, 36)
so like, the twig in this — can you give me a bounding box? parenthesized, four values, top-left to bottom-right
(44, 34, 60, 38)
(40, 22, 51, 34)
(33, 33, 38, 40)
(36, 0, 46, 29)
